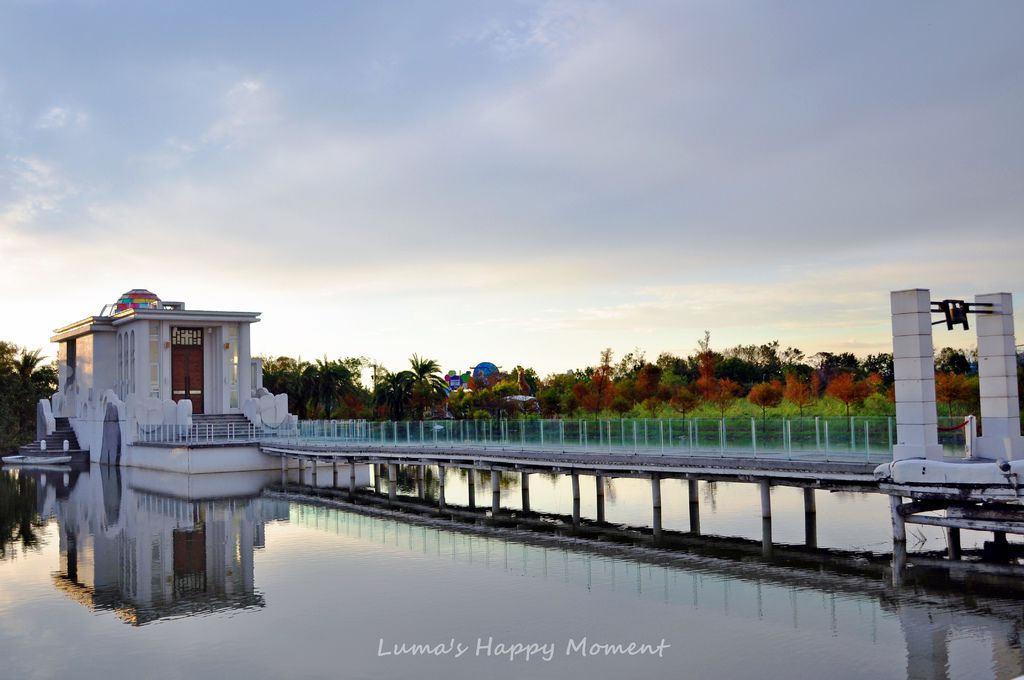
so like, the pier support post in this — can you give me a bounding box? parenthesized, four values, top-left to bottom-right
(946, 528, 962, 560)
(890, 495, 906, 543)
(571, 472, 581, 527)
(438, 464, 446, 510)
(651, 474, 662, 540)
(280, 455, 286, 487)
(417, 465, 426, 499)
(762, 518, 773, 558)
(374, 464, 381, 494)
(312, 458, 318, 486)
(521, 472, 530, 513)
(332, 459, 338, 487)
(804, 488, 817, 548)
(760, 480, 772, 519)
(491, 470, 500, 515)
(467, 469, 476, 509)
(349, 459, 356, 499)
(688, 479, 700, 535)
(388, 464, 397, 503)
(892, 540, 907, 588)
(974, 292, 1024, 461)
(595, 475, 605, 523)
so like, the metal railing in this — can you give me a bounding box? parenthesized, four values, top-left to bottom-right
(134, 416, 977, 462)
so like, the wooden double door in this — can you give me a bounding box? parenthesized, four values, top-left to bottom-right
(171, 327, 204, 414)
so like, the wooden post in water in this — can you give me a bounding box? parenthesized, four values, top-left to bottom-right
(804, 488, 817, 548)
(521, 472, 530, 513)
(947, 528, 962, 560)
(890, 495, 906, 543)
(595, 475, 605, 523)
(688, 479, 700, 535)
(491, 470, 500, 515)
(651, 473, 662, 540)
(467, 469, 476, 508)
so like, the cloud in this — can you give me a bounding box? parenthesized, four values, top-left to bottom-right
(34, 106, 87, 130)
(200, 78, 276, 147)
(0, 156, 80, 230)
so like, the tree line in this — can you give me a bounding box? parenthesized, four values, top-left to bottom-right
(258, 335, 1015, 422)
(0, 342, 57, 454)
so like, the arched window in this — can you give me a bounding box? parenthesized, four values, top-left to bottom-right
(130, 329, 136, 396)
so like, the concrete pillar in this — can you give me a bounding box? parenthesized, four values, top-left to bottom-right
(762, 518, 773, 558)
(388, 463, 397, 503)
(467, 469, 476, 508)
(571, 472, 581, 527)
(890, 495, 906, 543)
(521, 472, 530, 513)
(595, 475, 605, 523)
(688, 479, 700, 535)
(759, 480, 772, 519)
(946, 527, 961, 560)
(374, 464, 381, 494)
(651, 474, 662, 539)
(312, 458, 318, 486)
(975, 292, 1024, 460)
(417, 465, 426, 499)
(491, 470, 500, 514)
(804, 487, 817, 548)
(438, 464, 446, 510)
(332, 459, 338, 487)
(280, 455, 286, 487)
(349, 460, 356, 499)
(891, 289, 943, 461)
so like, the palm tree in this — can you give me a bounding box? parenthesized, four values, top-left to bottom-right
(374, 370, 414, 420)
(408, 355, 447, 418)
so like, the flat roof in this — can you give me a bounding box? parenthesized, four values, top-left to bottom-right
(51, 308, 261, 343)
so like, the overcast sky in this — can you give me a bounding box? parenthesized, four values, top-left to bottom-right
(2, 1, 1022, 376)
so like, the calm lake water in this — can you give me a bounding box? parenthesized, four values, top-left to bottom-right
(2, 463, 1023, 680)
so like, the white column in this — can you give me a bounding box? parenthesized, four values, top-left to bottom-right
(891, 289, 943, 461)
(237, 323, 252, 406)
(975, 292, 1024, 460)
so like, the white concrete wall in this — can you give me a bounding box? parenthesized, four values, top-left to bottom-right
(125, 444, 279, 473)
(890, 289, 943, 461)
(975, 292, 1024, 460)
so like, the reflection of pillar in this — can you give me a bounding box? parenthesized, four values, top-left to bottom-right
(438, 465, 446, 510)
(975, 292, 1024, 461)
(899, 605, 950, 680)
(595, 475, 605, 523)
(688, 479, 700, 535)
(521, 472, 530, 513)
(891, 289, 943, 461)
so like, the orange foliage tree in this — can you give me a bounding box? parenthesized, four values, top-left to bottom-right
(748, 380, 784, 420)
(783, 373, 814, 416)
(935, 372, 975, 416)
(825, 372, 874, 416)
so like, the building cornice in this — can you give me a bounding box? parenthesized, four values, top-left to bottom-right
(50, 309, 261, 342)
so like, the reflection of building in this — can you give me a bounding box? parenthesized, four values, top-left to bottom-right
(49, 466, 288, 625)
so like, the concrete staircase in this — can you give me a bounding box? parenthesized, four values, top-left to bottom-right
(190, 413, 258, 440)
(18, 417, 87, 457)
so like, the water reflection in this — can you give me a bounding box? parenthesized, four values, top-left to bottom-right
(1, 464, 1023, 679)
(5, 466, 287, 625)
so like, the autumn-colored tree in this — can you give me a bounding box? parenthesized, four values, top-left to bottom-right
(636, 364, 662, 402)
(825, 372, 873, 416)
(783, 373, 814, 416)
(701, 377, 742, 416)
(935, 372, 975, 416)
(748, 380, 784, 420)
(670, 385, 699, 414)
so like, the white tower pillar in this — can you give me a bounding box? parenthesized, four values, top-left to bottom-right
(891, 289, 943, 461)
(974, 292, 1023, 461)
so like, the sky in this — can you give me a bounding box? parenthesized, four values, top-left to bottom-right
(1, 0, 1023, 378)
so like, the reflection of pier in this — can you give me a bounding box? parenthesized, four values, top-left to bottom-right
(277, 488, 1024, 680)
(46, 467, 288, 625)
